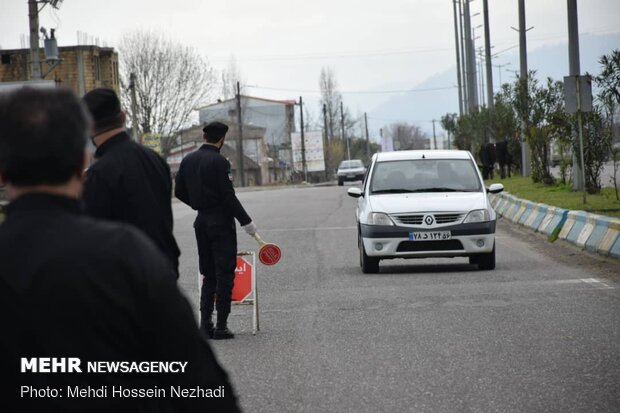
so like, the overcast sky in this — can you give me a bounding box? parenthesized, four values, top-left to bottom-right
(1, 0, 619, 111)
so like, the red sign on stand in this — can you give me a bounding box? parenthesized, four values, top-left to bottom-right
(232, 256, 253, 302)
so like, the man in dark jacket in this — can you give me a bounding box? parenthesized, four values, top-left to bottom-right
(0, 87, 241, 412)
(82, 88, 180, 276)
(175, 121, 257, 340)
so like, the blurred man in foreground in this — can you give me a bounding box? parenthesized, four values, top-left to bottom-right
(0, 88, 241, 412)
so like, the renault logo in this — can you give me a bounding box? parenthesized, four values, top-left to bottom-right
(424, 215, 434, 226)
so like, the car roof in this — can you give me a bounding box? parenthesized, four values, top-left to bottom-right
(374, 150, 472, 162)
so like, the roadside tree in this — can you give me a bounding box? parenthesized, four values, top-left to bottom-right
(119, 30, 216, 156)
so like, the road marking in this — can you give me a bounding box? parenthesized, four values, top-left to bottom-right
(579, 278, 614, 289)
(260, 226, 356, 233)
(550, 278, 615, 289)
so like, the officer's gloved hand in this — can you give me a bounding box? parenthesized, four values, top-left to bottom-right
(243, 221, 257, 237)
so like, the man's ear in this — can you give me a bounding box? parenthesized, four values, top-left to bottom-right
(120, 111, 127, 125)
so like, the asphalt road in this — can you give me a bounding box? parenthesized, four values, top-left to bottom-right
(173, 184, 619, 413)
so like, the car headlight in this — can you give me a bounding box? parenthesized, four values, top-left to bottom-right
(367, 212, 395, 226)
(463, 209, 490, 223)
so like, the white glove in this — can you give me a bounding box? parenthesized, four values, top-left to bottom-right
(243, 221, 257, 237)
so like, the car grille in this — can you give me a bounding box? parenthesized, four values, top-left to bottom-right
(392, 213, 463, 225)
(394, 215, 424, 225)
(434, 213, 463, 224)
(396, 240, 464, 252)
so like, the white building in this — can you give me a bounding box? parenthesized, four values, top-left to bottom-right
(198, 95, 297, 174)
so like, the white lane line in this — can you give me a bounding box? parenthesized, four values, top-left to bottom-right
(579, 278, 614, 289)
(260, 226, 356, 233)
(550, 278, 615, 289)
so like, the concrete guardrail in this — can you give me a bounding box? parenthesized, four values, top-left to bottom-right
(488, 191, 619, 259)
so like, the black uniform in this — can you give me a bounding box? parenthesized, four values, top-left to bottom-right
(0, 193, 241, 412)
(83, 131, 181, 276)
(175, 144, 251, 324)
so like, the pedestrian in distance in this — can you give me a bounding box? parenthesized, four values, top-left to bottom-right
(175, 121, 258, 340)
(0, 87, 242, 412)
(81, 88, 181, 277)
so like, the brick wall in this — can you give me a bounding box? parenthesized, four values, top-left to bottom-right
(0, 45, 120, 97)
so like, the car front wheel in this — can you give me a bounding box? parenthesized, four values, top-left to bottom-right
(359, 233, 379, 273)
(476, 244, 496, 270)
(338, 177, 344, 186)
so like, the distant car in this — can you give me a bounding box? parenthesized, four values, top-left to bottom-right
(336, 159, 366, 186)
(347, 150, 504, 273)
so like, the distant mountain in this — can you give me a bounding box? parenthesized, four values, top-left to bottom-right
(367, 32, 620, 140)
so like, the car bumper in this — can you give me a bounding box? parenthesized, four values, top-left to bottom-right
(337, 174, 365, 181)
(360, 221, 496, 258)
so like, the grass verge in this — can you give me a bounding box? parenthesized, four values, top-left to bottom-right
(485, 175, 620, 219)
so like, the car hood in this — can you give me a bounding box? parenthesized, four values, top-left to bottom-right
(368, 192, 486, 214)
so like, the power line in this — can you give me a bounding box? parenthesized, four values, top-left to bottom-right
(210, 46, 457, 63)
(243, 84, 457, 95)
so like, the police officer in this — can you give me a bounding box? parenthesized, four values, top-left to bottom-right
(175, 121, 257, 340)
(0, 87, 241, 412)
(81, 88, 181, 277)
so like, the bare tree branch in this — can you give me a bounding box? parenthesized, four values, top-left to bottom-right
(119, 30, 216, 156)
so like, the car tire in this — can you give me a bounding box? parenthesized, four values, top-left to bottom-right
(477, 244, 496, 270)
(359, 233, 379, 273)
(338, 178, 344, 186)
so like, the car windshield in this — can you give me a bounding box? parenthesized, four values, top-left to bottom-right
(369, 159, 482, 194)
(339, 160, 364, 169)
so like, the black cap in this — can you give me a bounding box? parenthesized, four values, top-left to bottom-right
(82, 88, 121, 127)
(202, 121, 229, 139)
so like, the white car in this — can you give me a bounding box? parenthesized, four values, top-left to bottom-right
(336, 159, 366, 186)
(347, 150, 504, 273)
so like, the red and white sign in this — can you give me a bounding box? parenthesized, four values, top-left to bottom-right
(259, 243, 281, 265)
(232, 256, 253, 302)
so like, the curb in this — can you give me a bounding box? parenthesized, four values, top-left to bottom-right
(490, 191, 619, 259)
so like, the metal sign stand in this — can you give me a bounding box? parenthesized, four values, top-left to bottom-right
(197, 251, 260, 336)
(234, 251, 260, 335)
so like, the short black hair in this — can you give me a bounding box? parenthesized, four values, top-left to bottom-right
(0, 87, 90, 186)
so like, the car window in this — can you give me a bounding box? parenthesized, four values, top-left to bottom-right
(369, 159, 482, 194)
(339, 160, 364, 169)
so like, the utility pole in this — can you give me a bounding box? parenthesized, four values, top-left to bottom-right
(299, 96, 307, 182)
(323, 103, 329, 180)
(340, 101, 350, 160)
(568, 0, 585, 192)
(236, 81, 245, 187)
(483, 0, 494, 110)
(432, 119, 437, 150)
(463, 0, 478, 111)
(452, 0, 464, 116)
(364, 112, 370, 159)
(494, 62, 510, 87)
(517, 0, 531, 176)
(129, 73, 139, 142)
(28, 0, 42, 79)
(477, 50, 485, 107)
(458, 0, 468, 114)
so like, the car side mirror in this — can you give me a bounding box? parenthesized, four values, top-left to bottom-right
(347, 187, 363, 198)
(487, 183, 504, 194)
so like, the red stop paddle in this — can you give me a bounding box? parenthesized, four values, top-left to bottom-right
(253, 233, 281, 265)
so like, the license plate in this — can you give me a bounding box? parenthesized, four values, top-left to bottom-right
(347, 174, 355, 178)
(409, 231, 451, 241)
